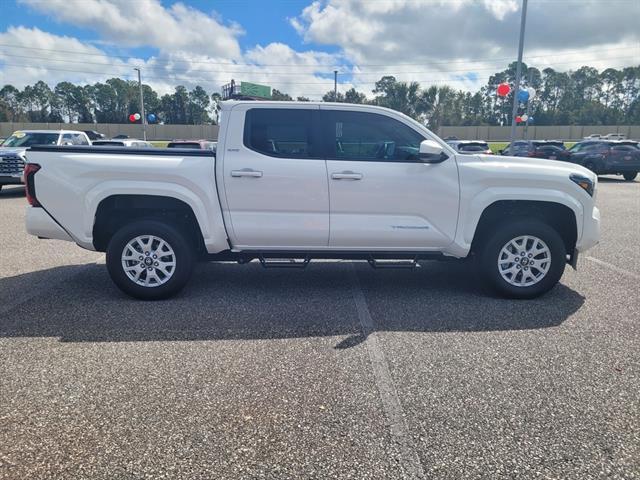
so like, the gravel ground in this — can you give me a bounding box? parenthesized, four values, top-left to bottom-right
(0, 178, 638, 479)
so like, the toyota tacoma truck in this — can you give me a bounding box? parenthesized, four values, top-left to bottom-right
(24, 102, 600, 300)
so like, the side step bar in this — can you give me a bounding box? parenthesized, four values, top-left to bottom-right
(367, 257, 420, 269)
(258, 255, 311, 269)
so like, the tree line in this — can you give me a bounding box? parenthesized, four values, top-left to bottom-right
(0, 63, 638, 128)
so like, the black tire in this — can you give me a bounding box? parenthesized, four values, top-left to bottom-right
(478, 219, 566, 299)
(106, 220, 194, 300)
(623, 172, 637, 181)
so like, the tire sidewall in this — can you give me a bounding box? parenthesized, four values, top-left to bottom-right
(106, 220, 194, 300)
(480, 220, 566, 299)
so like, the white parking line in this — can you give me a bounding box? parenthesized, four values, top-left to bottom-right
(584, 256, 640, 280)
(347, 264, 425, 479)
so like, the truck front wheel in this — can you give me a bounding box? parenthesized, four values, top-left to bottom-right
(478, 220, 566, 299)
(106, 220, 194, 300)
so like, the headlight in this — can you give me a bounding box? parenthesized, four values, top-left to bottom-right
(570, 173, 595, 197)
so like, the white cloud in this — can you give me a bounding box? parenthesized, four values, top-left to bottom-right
(2, 0, 638, 102)
(18, 0, 243, 58)
(292, 0, 640, 92)
(0, 26, 142, 88)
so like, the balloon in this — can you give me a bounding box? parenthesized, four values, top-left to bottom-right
(515, 116, 522, 123)
(521, 114, 529, 122)
(527, 116, 534, 124)
(517, 89, 530, 103)
(128, 114, 136, 122)
(526, 87, 536, 100)
(497, 83, 510, 97)
(134, 112, 141, 121)
(147, 113, 156, 123)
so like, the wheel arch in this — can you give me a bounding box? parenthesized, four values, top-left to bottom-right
(93, 194, 207, 253)
(470, 199, 579, 256)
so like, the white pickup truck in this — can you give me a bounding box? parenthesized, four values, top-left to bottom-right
(24, 101, 600, 300)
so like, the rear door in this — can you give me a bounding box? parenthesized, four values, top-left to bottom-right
(222, 105, 329, 249)
(321, 107, 459, 250)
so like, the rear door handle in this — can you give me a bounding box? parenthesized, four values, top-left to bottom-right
(331, 171, 363, 180)
(231, 169, 263, 178)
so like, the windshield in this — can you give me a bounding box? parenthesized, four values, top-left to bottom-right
(167, 142, 201, 149)
(1, 132, 59, 147)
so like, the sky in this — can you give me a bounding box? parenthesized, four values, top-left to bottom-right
(0, 0, 638, 99)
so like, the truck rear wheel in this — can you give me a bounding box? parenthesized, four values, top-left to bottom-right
(623, 172, 637, 181)
(478, 220, 566, 299)
(106, 220, 194, 300)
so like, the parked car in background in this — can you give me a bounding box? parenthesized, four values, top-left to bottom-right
(602, 133, 626, 141)
(567, 140, 640, 181)
(583, 134, 602, 140)
(112, 134, 130, 139)
(83, 130, 106, 141)
(446, 140, 493, 154)
(167, 140, 217, 152)
(92, 139, 154, 148)
(0, 130, 91, 191)
(501, 140, 566, 157)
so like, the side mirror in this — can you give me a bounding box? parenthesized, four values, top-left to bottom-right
(419, 139, 448, 163)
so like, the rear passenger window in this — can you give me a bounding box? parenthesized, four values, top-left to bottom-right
(324, 111, 425, 162)
(244, 109, 317, 158)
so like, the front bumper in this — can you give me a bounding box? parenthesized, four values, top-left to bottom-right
(0, 175, 23, 186)
(577, 206, 601, 252)
(25, 206, 74, 242)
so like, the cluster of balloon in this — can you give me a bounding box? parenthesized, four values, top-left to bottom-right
(496, 83, 510, 97)
(128, 113, 141, 122)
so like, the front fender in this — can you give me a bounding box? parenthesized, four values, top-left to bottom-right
(450, 187, 584, 256)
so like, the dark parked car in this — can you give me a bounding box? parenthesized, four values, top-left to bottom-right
(567, 141, 640, 181)
(501, 140, 566, 157)
(446, 140, 493, 154)
(83, 130, 106, 141)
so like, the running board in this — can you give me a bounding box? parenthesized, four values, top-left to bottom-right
(258, 255, 311, 269)
(367, 257, 420, 269)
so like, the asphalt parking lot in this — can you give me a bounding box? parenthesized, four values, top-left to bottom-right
(1, 179, 638, 480)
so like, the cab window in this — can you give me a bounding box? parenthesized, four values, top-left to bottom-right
(323, 110, 425, 162)
(243, 108, 318, 158)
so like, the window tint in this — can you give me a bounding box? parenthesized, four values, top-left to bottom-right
(611, 145, 635, 151)
(324, 111, 425, 162)
(244, 108, 316, 158)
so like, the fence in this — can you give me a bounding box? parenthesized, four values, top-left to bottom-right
(437, 124, 640, 141)
(1, 122, 638, 142)
(0, 122, 219, 141)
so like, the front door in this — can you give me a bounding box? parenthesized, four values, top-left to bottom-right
(222, 106, 329, 249)
(322, 108, 460, 250)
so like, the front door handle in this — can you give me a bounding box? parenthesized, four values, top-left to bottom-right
(231, 169, 263, 178)
(331, 171, 363, 180)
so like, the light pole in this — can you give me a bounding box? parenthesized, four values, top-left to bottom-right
(509, 0, 528, 145)
(334, 70, 338, 101)
(134, 67, 147, 141)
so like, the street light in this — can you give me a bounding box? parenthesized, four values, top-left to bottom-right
(509, 0, 528, 145)
(133, 67, 147, 141)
